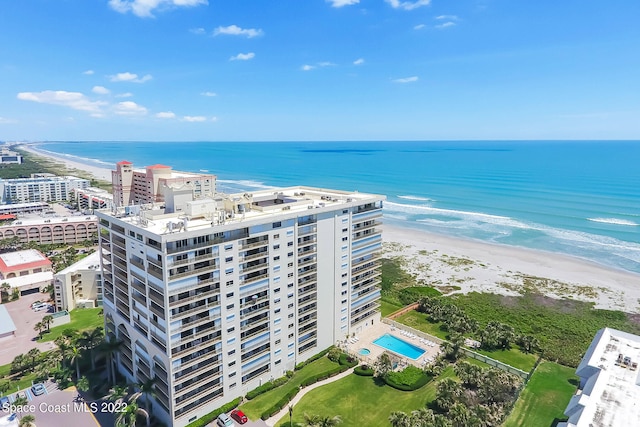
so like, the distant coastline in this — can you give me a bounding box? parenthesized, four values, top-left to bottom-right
(14, 141, 640, 313)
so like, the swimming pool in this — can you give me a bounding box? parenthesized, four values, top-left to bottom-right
(358, 348, 371, 356)
(373, 334, 425, 360)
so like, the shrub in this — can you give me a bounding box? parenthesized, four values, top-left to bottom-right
(327, 347, 341, 363)
(399, 286, 442, 305)
(245, 376, 289, 400)
(339, 353, 358, 368)
(260, 388, 300, 420)
(295, 346, 333, 370)
(185, 397, 242, 427)
(354, 365, 374, 376)
(385, 366, 432, 391)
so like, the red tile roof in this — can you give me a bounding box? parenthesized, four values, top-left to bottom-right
(147, 164, 171, 169)
(117, 160, 132, 165)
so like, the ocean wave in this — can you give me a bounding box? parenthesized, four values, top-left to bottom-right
(217, 179, 274, 190)
(384, 201, 521, 225)
(588, 218, 639, 226)
(397, 195, 434, 202)
(35, 148, 114, 168)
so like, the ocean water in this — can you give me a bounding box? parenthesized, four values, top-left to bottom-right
(36, 141, 640, 274)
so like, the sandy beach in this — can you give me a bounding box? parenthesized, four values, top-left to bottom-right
(17, 143, 640, 313)
(383, 225, 640, 313)
(18, 143, 113, 182)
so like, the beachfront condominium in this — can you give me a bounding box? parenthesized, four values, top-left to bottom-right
(0, 175, 89, 204)
(96, 184, 384, 427)
(112, 161, 216, 207)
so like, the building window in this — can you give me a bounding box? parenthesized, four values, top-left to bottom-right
(288, 323, 294, 329)
(342, 237, 348, 241)
(288, 262, 293, 267)
(229, 361, 236, 367)
(273, 221, 282, 228)
(275, 339, 281, 345)
(288, 303, 294, 309)
(229, 371, 236, 377)
(274, 287, 281, 293)
(227, 327, 235, 333)
(274, 234, 280, 239)
(225, 244, 233, 251)
(226, 280, 234, 286)
(273, 244, 280, 250)
(274, 255, 280, 261)
(275, 308, 281, 314)
(226, 304, 234, 310)
(288, 241, 293, 247)
(226, 292, 234, 298)
(288, 252, 293, 257)
(226, 268, 234, 275)
(225, 256, 233, 262)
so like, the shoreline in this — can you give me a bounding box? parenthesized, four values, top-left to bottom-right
(383, 224, 640, 313)
(17, 143, 640, 312)
(17, 143, 113, 182)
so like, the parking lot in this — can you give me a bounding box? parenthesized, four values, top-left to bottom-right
(0, 292, 57, 366)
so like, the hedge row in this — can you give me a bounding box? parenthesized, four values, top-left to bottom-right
(339, 353, 358, 368)
(185, 397, 242, 427)
(260, 363, 351, 420)
(383, 373, 433, 391)
(294, 346, 333, 371)
(245, 375, 289, 400)
(354, 365, 374, 376)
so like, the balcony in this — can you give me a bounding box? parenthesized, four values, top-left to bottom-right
(298, 321, 316, 335)
(352, 271, 381, 287)
(129, 257, 144, 271)
(352, 219, 382, 231)
(297, 257, 316, 268)
(298, 284, 316, 298)
(297, 226, 317, 237)
(169, 288, 220, 308)
(240, 271, 269, 286)
(172, 315, 217, 334)
(298, 294, 316, 306)
(147, 255, 162, 268)
(169, 261, 218, 281)
(240, 302, 270, 319)
(240, 260, 269, 275)
(169, 252, 215, 268)
(172, 327, 221, 348)
(240, 294, 269, 309)
(352, 258, 381, 273)
(240, 249, 268, 262)
(298, 303, 317, 316)
(298, 266, 317, 279)
(298, 314, 317, 328)
(353, 229, 382, 242)
(297, 246, 317, 257)
(174, 368, 222, 399)
(239, 237, 269, 250)
(240, 314, 269, 332)
(175, 346, 222, 372)
(240, 345, 270, 364)
(297, 237, 317, 249)
(148, 289, 164, 306)
(174, 358, 221, 383)
(171, 300, 220, 321)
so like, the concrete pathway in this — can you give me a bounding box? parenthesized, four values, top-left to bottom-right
(264, 368, 354, 427)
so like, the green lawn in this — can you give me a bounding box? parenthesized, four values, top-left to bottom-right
(503, 361, 577, 427)
(476, 348, 538, 372)
(393, 310, 449, 340)
(39, 308, 104, 342)
(240, 357, 339, 420)
(275, 367, 455, 427)
(380, 300, 402, 317)
(0, 361, 39, 394)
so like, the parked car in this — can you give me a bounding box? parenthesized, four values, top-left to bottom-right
(34, 304, 50, 312)
(16, 391, 27, 400)
(31, 383, 46, 396)
(30, 301, 42, 308)
(0, 395, 10, 408)
(216, 413, 235, 427)
(230, 409, 247, 424)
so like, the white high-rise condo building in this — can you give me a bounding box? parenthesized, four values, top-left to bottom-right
(96, 185, 384, 427)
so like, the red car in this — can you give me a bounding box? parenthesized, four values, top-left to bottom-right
(230, 409, 247, 424)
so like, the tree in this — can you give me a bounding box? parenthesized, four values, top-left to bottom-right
(0, 381, 10, 395)
(13, 396, 28, 407)
(516, 334, 539, 354)
(442, 332, 465, 361)
(77, 376, 90, 392)
(317, 415, 342, 427)
(449, 403, 470, 427)
(99, 338, 123, 386)
(0, 282, 10, 303)
(410, 408, 435, 426)
(129, 379, 156, 427)
(69, 346, 82, 380)
(19, 414, 36, 427)
(435, 378, 463, 412)
(374, 353, 393, 378)
(454, 361, 483, 388)
(42, 315, 54, 332)
(26, 348, 41, 372)
(12, 354, 27, 375)
(79, 327, 103, 371)
(34, 322, 45, 338)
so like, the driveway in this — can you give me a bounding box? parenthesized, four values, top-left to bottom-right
(0, 292, 57, 366)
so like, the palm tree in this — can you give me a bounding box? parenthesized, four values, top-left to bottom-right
(69, 346, 82, 379)
(79, 327, 104, 371)
(0, 282, 10, 303)
(12, 354, 27, 375)
(19, 414, 36, 427)
(388, 411, 411, 427)
(411, 408, 435, 426)
(26, 348, 41, 372)
(435, 378, 462, 412)
(42, 315, 54, 332)
(129, 378, 156, 427)
(449, 403, 470, 427)
(316, 416, 342, 427)
(105, 385, 128, 404)
(303, 413, 321, 427)
(374, 353, 393, 378)
(34, 322, 45, 338)
(13, 396, 28, 407)
(115, 401, 148, 427)
(99, 338, 123, 385)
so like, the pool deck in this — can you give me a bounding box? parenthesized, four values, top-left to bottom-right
(341, 321, 441, 369)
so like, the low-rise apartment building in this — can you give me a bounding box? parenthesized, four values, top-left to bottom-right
(0, 175, 89, 204)
(54, 251, 103, 311)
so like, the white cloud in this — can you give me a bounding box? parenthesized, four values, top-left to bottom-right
(116, 92, 134, 98)
(182, 115, 207, 122)
(301, 64, 316, 71)
(189, 27, 206, 35)
(92, 86, 110, 95)
(392, 76, 419, 83)
(0, 117, 17, 124)
(201, 91, 217, 97)
(385, 0, 431, 11)
(82, 70, 95, 75)
(353, 58, 365, 65)
(17, 90, 107, 113)
(414, 24, 426, 30)
(318, 61, 336, 67)
(108, 0, 207, 18)
(230, 52, 255, 61)
(113, 101, 147, 115)
(214, 25, 263, 38)
(109, 72, 153, 83)
(156, 111, 176, 119)
(435, 15, 459, 21)
(435, 21, 456, 29)
(326, 0, 359, 7)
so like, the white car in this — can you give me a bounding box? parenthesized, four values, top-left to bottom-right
(34, 303, 50, 312)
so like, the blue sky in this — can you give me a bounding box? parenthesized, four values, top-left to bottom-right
(1, 0, 639, 141)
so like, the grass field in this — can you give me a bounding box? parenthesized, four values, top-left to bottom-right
(0, 362, 39, 393)
(275, 367, 455, 427)
(451, 292, 640, 367)
(475, 348, 538, 372)
(240, 357, 339, 420)
(503, 361, 577, 427)
(393, 310, 449, 340)
(380, 300, 402, 317)
(39, 308, 104, 342)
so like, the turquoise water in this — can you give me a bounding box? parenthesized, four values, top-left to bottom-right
(34, 141, 640, 273)
(358, 348, 371, 356)
(373, 334, 425, 360)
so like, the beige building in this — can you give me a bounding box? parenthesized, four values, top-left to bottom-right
(71, 187, 114, 211)
(54, 251, 103, 311)
(97, 184, 384, 427)
(0, 249, 53, 295)
(112, 161, 216, 207)
(0, 215, 98, 245)
(0, 175, 89, 204)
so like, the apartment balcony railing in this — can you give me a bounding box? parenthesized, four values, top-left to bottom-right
(298, 285, 316, 298)
(298, 294, 317, 306)
(171, 336, 220, 358)
(352, 219, 382, 231)
(147, 255, 162, 268)
(298, 314, 317, 328)
(298, 266, 317, 279)
(297, 237, 317, 248)
(298, 303, 317, 316)
(352, 229, 382, 242)
(298, 321, 316, 335)
(240, 323, 270, 341)
(297, 226, 317, 237)
(240, 346, 270, 365)
(174, 368, 222, 398)
(240, 315, 269, 332)
(297, 246, 317, 257)
(240, 294, 269, 309)
(171, 300, 220, 321)
(169, 288, 220, 308)
(240, 261, 269, 275)
(174, 357, 221, 383)
(167, 239, 218, 254)
(240, 303, 270, 320)
(352, 271, 381, 287)
(131, 292, 146, 306)
(129, 257, 144, 271)
(176, 347, 222, 372)
(240, 271, 269, 286)
(148, 289, 164, 306)
(169, 262, 218, 281)
(172, 315, 218, 334)
(169, 252, 216, 268)
(297, 257, 316, 268)
(352, 259, 381, 275)
(299, 331, 317, 345)
(297, 275, 316, 287)
(239, 238, 269, 250)
(172, 327, 221, 349)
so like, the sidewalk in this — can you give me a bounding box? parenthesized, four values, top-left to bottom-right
(264, 368, 354, 426)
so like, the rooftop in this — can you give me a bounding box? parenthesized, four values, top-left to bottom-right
(566, 328, 640, 426)
(102, 186, 382, 237)
(3, 214, 97, 227)
(0, 305, 17, 336)
(56, 251, 101, 275)
(0, 249, 50, 272)
(4, 271, 53, 288)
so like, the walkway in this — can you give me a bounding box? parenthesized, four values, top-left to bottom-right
(264, 368, 354, 427)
